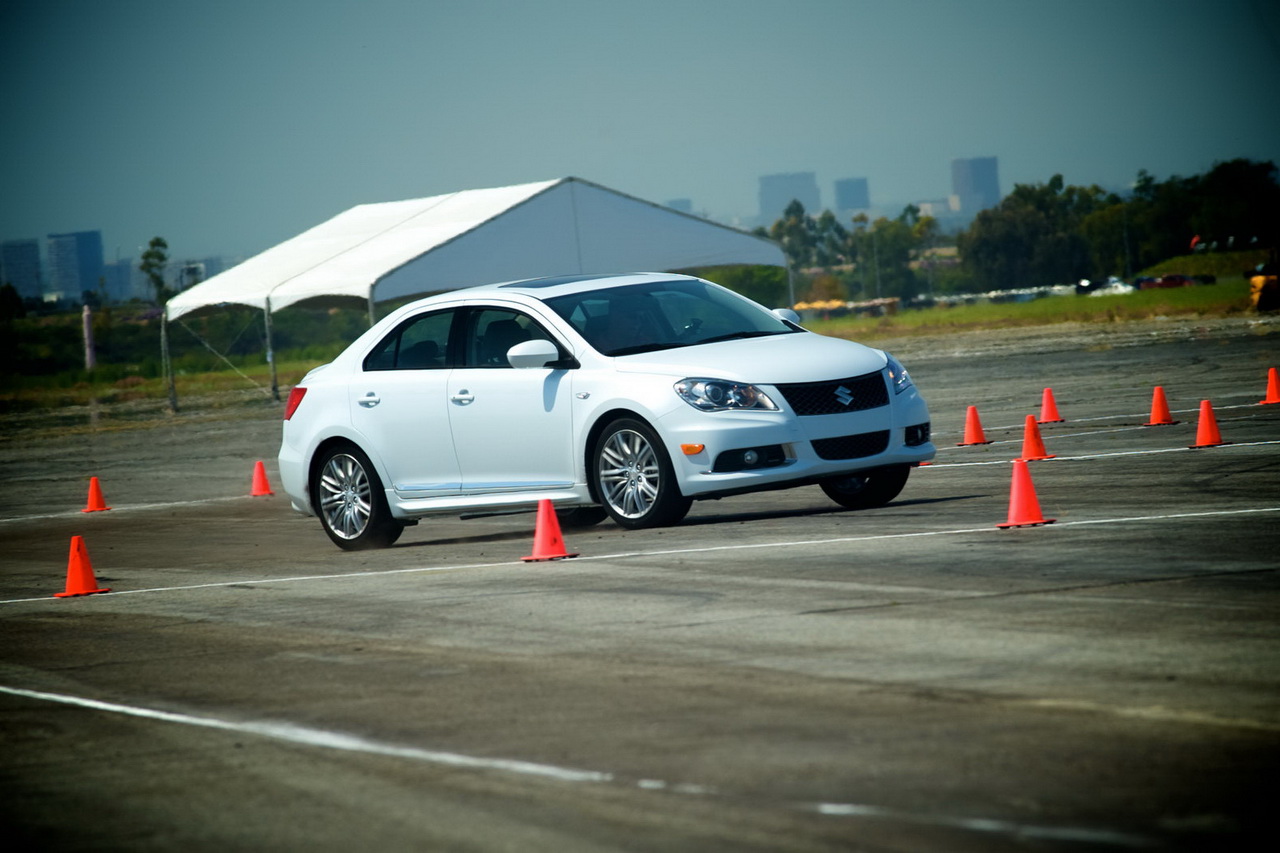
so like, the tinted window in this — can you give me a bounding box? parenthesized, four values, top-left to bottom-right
(363, 310, 454, 371)
(545, 278, 797, 356)
(463, 309, 558, 368)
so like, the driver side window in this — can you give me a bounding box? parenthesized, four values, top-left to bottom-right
(465, 309, 556, 368)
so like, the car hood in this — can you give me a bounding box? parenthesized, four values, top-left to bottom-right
(614, 332, 887, 383)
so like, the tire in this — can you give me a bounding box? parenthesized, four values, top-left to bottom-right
(591, 418, 691, 529)
(313, 445, 404, 550)
(557, 506, 609, 528)
(820, 464, 911, 510)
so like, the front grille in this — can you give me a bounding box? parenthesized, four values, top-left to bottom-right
(775, 371, 888, 416)
(811, 430, 890, 460)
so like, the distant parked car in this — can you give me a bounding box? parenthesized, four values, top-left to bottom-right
(1143, 274, 1196, 289)
(278, 273, 936, 549)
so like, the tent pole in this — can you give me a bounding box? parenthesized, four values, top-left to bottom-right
(161, 309, 179, 413)
(264, 298, 280, 402)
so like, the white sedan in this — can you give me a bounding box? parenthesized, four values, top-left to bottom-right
(279, 273, 935, 550)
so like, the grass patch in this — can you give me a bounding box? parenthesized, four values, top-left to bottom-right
(0, 358, 320, 413)
(804, 277, 1255, 341)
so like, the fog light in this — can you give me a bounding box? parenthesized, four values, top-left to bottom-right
(742, 449, 759, 465)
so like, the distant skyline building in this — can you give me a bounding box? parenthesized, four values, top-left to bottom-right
(758, 172, 820, 224)
(834, 177, 870, 212)
(1, 238, 43, 299)
(951, 156, 1001, 214)
(46, 230, 104, 302)
(102, 258, 139, 302)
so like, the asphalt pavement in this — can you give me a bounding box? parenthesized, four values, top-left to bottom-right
(2, 314, 1278, 851)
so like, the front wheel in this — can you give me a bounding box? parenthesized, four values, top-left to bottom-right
(592, 418, 691, 529)
(820, 465, 911, 510)
(313, 445, 404, 550)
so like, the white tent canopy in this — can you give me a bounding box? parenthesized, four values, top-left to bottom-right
(166, 177, 785, 321)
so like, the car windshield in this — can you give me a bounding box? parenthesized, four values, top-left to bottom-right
(543, 279, 800, 356)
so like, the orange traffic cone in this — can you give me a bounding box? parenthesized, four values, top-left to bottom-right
(1260, 368, 1280, 405)
(1037, 387, 1064, 424)
(82, 476, 111, 512)
(522, 499, 579, 562)
(1144, 386, 1179, 426)
(1189, 400, 1225, 448)
(996, 460, 1056, 528)
(250, 460, 274, 496)
(1017, 414, 1056, 461)
(55, 535, 111, 598)
(957, 405, 993, 446)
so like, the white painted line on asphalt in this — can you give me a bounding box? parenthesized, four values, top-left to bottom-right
(938, 400, 1275, 437)
(929, 438, 1280, 467)
(810, 802, 1155, 848)
(1014, 697, 1280, 733)
(0, 683, 1159, 848)
(3, 507, 1278, 606)
(0, 495, 248, 526)
(0, 684, 611, 783)
(0, 561, 508, 604)
(577, 507, 1280, 562)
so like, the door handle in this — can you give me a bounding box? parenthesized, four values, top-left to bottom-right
(358, 392, 380, 408)
(450, 390, 474, 405)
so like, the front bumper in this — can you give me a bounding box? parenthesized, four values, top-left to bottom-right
(658, 388, 934, 499)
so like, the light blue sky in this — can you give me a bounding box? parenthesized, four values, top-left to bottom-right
(3, 0, 1278, 262)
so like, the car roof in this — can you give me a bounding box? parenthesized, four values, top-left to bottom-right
(440, 272, 697, 302)
(373, 272, 704, 329)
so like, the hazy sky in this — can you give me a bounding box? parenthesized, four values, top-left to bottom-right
(3, 0, 1278, 262)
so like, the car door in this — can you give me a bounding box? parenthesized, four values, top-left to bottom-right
(350, 308, 462, 496)
(447, 307, 576, 493)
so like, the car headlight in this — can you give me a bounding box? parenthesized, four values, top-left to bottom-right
(675, 378, 779, 412)
(885, 353, 913, 395)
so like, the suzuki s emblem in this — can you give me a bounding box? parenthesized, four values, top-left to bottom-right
(834, 385, 854, 406)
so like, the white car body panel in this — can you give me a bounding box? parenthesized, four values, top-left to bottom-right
(278, 273, 935, 534)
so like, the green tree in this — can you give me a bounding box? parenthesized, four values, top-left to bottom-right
(0, 282, 25, 321)
(959, 175, 1114, 289)
(767, 200, 817, 271)
(139, 237, 171, 304)
(844, 206, 933, 300)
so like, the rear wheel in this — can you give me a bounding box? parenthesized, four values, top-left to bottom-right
(820, 465, 911, 510)
(592, 418, 691, 529)
(313, 445, 404, 550)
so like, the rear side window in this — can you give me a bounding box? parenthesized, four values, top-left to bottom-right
(364, 310, 454, 371)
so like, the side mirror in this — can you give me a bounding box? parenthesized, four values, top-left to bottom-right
(507, 338, 562, 369)
(772, 308, 801, 326)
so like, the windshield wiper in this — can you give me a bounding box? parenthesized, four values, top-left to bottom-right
(605, 342, 684, 357)
(692, 330, 787, 346)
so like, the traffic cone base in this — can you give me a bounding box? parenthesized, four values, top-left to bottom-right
(250, 460, 274, 496)
(1143, 385, 1179, 426)
(1260, 368, 1280, 405)
(996, 460, 1055, 528)
(522, 499, 579, 562)
(1189, 399, 1225, 448)
(957, 405, 993, 446)
(1017, 414, 1056, 462)
(1037, 387, 1064, 424)
(82, 476, 111, 512)
(55, 535, 111, 598)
